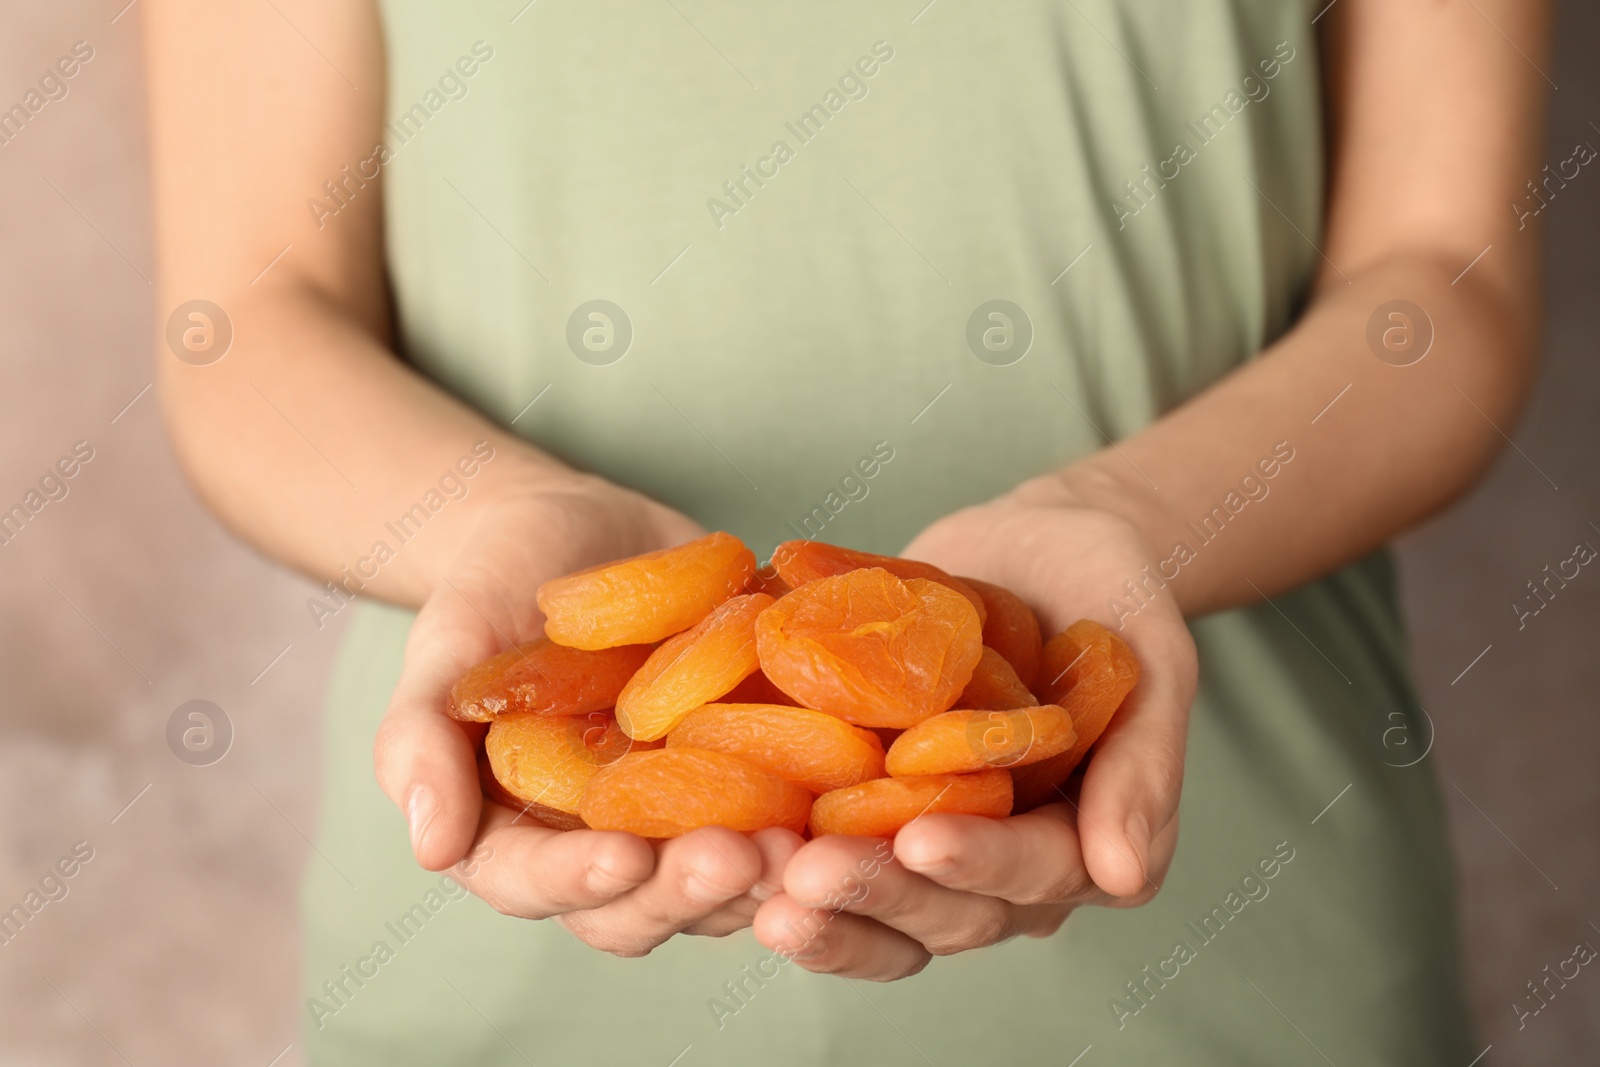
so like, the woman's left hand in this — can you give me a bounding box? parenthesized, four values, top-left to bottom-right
(751, 477, 1198, 979)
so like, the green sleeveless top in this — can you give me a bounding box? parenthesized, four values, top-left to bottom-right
(301, 2, 1474, 1063)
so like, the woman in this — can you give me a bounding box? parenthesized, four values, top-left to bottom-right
(146, 0, 1547, 1062)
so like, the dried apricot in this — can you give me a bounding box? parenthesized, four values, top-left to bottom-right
(485, 711, 653, 814)
(960, 577, 1044, 689)
(885, 705, 1075, 776)
(1013, 621, 1141, 810)
(809, 770, 1013, 837)
(756, 568, 983, 728)
(448, 637, 653, 722)
(956, 646, 1037, 710)
(771, 541, 987, 624)
(1037, 620, 1140, 730)
(478, 752, 524, 808)
(538, 532, 756, 650)
(580, 748, 812, 837)
(479, 753, 591, 829)
(667, 703, 885, 793)
(615, 593, 772, 741)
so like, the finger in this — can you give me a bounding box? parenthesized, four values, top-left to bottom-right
(450, 803, 655, 918)
(752, 894, 931, 981)
(373, 594, 508, 871)
(1077, 623, 1193, 898)
(747, 826, 807, 902)
(1095, 814, 1180, 910)
(680, 826, 804, 937)
(559, 827, 763, 957)
(782, 835, 1018, 956)
(894, 807, 1111, 908)
(682, 896, 760, 937)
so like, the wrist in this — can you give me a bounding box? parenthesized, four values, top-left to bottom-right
(1010, 455, 1167, 549)
(1006, 454, 1207, 620)
(421, 472, 700, 601)
(397, 468, 579, 597)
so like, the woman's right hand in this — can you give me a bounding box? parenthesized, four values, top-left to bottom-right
(372, 476, 804, 954)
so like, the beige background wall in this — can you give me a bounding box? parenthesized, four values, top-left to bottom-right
(1, 2, 1594, 1063)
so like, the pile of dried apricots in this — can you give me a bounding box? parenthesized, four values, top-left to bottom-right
(449, 533, 1139, 840)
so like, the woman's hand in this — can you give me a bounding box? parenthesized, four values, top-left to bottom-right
(372, 477, 804, 955)
(751, 476, 1198, 979)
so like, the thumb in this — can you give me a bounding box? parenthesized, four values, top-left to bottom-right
(374, 593, 504, 871)
(1076, 625, 1194, 899)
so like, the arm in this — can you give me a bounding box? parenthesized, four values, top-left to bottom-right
(753, 0, 1550, 980)
(145, 0, 790, 953)
(1049, 0, 1549, 616)
(146, 0, 581, 607)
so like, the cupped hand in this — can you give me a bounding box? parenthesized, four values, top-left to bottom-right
(372, 476, 804, 955)
(752, 478, 1198, 979)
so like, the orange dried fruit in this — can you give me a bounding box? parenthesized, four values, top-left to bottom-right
(757, 568, 983, 728)
(956, 646, 1038, 710)
(615, 593, 772, 741)
(579, 748, 812, 837)
(960, 577, 1044, 689)
(537, 532, 757, 650)
(667, 703, 885, 793)
(885, 705, 1075, 776)
(809, 770, 1013, 837)
(478, 753, 591, 829)
(448, 637, 654, 722)
(478, 752, 523, 806)
(771, 540, 987, 625)
(1012, 620, 1141, 810)
(1037, 620, 1141, 732)
(485, 711, 654, 814)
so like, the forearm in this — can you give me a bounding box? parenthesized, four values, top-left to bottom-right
(1026, 0, 1552, 620)
(158, 282, 571, 608)
(1040, 251, 1538, 618)
(145, 1, 589, 609)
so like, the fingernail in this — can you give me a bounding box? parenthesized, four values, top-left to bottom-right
(408, 786, 438, 856)
(1124, 811, 1150, 882)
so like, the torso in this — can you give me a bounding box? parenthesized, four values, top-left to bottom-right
(299, 4, 1475, 1062)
